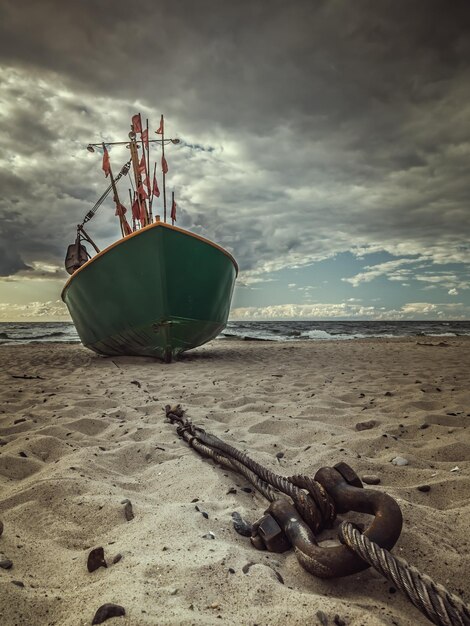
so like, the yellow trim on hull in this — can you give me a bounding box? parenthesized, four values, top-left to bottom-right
(61, 221, 238, 299)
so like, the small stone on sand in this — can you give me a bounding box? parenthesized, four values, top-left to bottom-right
(92, 603, 125, 624)
(202, 532, 215, 540)
(417, 485, 431, 492)
(87, 547, 107, 573)
(362, 475, 381, 485)
(0, 555, 13, 569)
(355, 420, 376, 431)
(391, 456, 409, 466)
(123, 500, 134, 521)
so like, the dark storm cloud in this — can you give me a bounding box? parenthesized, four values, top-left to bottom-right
(1, 0, 470, 282)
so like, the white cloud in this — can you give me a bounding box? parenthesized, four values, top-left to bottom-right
(230, 300, 469, 320)
(342, 258, 419, 287)
(0, 300, 68, 321)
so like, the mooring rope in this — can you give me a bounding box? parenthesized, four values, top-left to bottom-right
(165, 405, 470, 626)
(339, 522, 470, 626)
(165, 404, 335, 532)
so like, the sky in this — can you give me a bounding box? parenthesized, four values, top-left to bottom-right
(0, 0, 470, 321)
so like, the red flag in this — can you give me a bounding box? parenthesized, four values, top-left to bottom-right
(131, 197, 140, 221)
(143, 176, 150, 190)
(156, 115, 164, 135)
(132, 113, 142, 133)
(171, 197, 177, 222)
(139, 200, 147, 223)
(138, 183, 148, 200)
(142, 128, 149, 148)
(123, 220, 133, 236)
(102, 146, 111, 178)
(138, 155, 146, 174)
(152, 173, 160, 197)
(161, 155, 168, 174)
(114, 203, 127, 217)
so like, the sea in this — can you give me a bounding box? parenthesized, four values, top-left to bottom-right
(1, 320, 470, 345)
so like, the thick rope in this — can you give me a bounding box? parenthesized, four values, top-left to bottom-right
(339, 522, 470, 626)
(167, 405, 469, 625)
(165, 405, 335, 532)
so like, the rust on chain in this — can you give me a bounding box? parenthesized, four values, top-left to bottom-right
(260, 463, 403, 578)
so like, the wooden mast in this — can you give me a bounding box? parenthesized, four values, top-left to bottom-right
(128, 131, 147, 227)
(161, 115, 167, 223)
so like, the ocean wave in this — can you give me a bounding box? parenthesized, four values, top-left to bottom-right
(6, 331, 69, 341)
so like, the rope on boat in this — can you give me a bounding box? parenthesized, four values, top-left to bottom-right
(81, 160, 131, 226)
(164, 404, 470, 626)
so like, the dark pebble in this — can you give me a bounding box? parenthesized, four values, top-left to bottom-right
(14, 418, 26, 424)
(124, 501, 134, 521)
(0, 557, 13, 569)
(191, 498, 199, 503)
(420, 423, 430, 430)
(355, 420, 376, 431)
(384, 391, 393, 396)
(273, 569, 284, 584)
(18, 451, 28, 458)
(87, 547, 107, 573)
(195, 505, 209, 519)
(241, 487, 253, 493)
(334, 616, 346, 626)
(12, 580, 24, 587)
(112, 553, 123, 564)
(0, 520, 3, 537)
(130, 380, 141, 388)
(242, 562, 254, 574)
(316, 610, 328, 626)
(232, 511, 252, 537)
(389, 586, 397, 593)
(228, 568, 235, 574)
(417, 485, 431, 492)
(275, 452, 284, 460)
(226, 487, 237, 495)
(92, 603, 126, 624)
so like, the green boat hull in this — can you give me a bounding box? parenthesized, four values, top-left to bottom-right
(62, 223, 237, 360)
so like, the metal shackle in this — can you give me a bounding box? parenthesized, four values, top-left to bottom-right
(264, 463, 403, 578)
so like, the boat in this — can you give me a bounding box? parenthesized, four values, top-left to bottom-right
(62, 114, 238, 362)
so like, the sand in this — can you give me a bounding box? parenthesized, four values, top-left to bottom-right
(0, 338, 469, 626)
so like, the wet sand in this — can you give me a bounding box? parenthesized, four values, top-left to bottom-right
(0, 338, 469, 625)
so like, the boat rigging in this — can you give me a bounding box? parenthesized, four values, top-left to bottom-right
(66, 114, 180, 275)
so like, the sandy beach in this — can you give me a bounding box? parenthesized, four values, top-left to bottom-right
(0, 338, 469, 626)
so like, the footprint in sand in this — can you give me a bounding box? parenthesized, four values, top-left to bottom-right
(65, 418, 111, 437)
(219, 396, 259, 409)
(0, 454, 43, 480)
